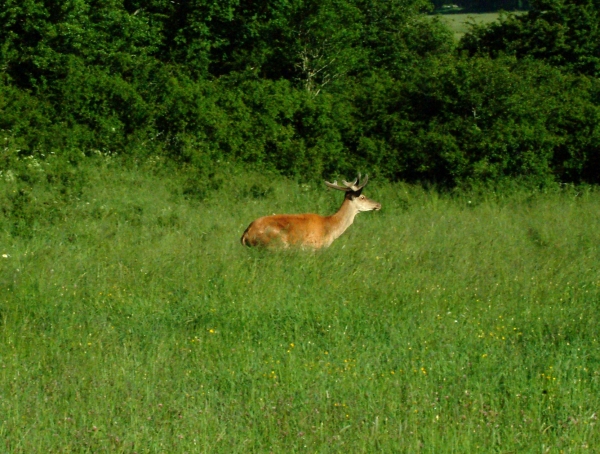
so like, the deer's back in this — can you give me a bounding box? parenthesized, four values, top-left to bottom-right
(241, 213, 328, 248)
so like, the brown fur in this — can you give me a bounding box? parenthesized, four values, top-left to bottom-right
(241, 214, 330, 248)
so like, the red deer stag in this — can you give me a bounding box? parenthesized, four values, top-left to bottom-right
(240, 174, 381, 248)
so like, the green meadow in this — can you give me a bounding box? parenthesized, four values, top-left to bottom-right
(1, 159, 599, 452)
(435, 12, 523, 40)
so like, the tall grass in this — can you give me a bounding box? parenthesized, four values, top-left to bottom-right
(1, 159, 599, 452)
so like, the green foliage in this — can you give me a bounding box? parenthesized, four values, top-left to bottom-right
(460, 0, 600, 77)
(0, 0, 163, 87)
(0, 143, 89, 238)
(338, 57, 600, 186)
(153, 76, 349, 176)
(0, 0, 599, 187)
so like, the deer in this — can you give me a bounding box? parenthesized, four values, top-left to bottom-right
(240, 173, 381, 249)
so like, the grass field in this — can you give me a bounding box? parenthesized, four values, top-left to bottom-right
(1, 158, 599, 452)
(435, 12, 522, 40)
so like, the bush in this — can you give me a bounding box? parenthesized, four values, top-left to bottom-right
(460, 0, 600, 77)
(339, 57, 600, 186)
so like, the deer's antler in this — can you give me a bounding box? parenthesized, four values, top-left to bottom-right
(324, 179, 350, 191)
(354, 173, 368, 191)
(326, 173, 368, 192)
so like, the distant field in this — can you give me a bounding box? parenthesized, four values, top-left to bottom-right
(435, 12, 523, 40)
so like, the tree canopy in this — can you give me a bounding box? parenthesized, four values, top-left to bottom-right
(461, 0, 600, 77)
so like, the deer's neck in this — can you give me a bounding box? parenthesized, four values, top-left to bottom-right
(324, 198, 358, 245)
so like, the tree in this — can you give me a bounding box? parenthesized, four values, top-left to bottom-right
(460, 0, 600, 77)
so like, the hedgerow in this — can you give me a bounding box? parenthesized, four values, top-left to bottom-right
(1, 0, 599, 187)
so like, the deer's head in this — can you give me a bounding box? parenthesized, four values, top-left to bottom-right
(325, 173, 381, 212)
